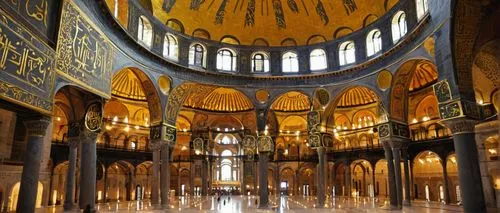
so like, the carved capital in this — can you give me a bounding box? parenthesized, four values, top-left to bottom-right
(67, 137, 80, 148)
(24, 117, 51, 137)
(148, 140, 162, 151)
(80, 129, 98, 144)
(442, 118, 477, 135)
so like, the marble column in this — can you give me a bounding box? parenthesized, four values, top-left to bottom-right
(160, 143, 170, 209)
(383, 143, 398, 208)
(16, 117, 50, 213)
(258, 152, 269, 208)
(392, 147, 403, 207)
(201, 158, 208, 196)
(78, 129, 98, 210)
(344, 161, 351, 196)
(402, 152, 411, 205)
(149, 144, 160, 206)
(316, 147, 326, 207)
(441, 160, 450, 204)
(63, 137, 79, 210)
(444, 118, 486, 212)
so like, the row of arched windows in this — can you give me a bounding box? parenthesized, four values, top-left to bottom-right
(134, 1, 429, 73)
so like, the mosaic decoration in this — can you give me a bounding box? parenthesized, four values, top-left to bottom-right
(1, 0, 59, 41)
(433, 80, 452, 103)
(193, 137, 204, 151)
(287, 0, 299, 13)
(84, 102, 102, 132)
(315, 88, 330, 106)
(215, 0, 229, 25)
(322, 134, 333, 147)
(257, 135, 274, 153)
(56, 0, 113, 98)
(315, 0, 329, 25)
(244, 0, 256, 27)
(438, 101, 462, 120)
(272, 0, 286, 29)
(391, 122, 409, 139)
(164, 0, 176, 12)
(164, 125, 176, 142)
(308, 134, 321, 147)
(343, 0, 357, 15)
(378, 123, 390, 138)
(0, 7, 55, 114)
(242, 135, 257, 148)
(165, 83, 194, 125)
(307, 111, 320, 132)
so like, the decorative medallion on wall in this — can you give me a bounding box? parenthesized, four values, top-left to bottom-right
(378, 123, 390, 138)
(257, 135, 273, 153)
(438, 101, 462, 120)
(308, 134, 321, 147)
(377, 70, 392, 91)
(322, 134, 333, 147)
(242, 135, 257, 148)
(84, 102, 103, 132)
(390, 122, 409, 139)
(193, 137, 204, 151)
(433, 80, 452, 103)
(56, 0, 113, 98)
(158, 75, 172, 95)
(315, 88, 330, 106)
(255, 89, 270, 104)
(164, 125, 176, 142)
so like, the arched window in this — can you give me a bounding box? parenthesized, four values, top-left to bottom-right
(251, 52, 270, 72)
(221, 159, 232, 181)
(189, 43, 206, 68)
(339, 41, 356, 66)
(138, 16, 153, 47)
(163, 34, 178, 60)
(113, 0, 119, 18)
(216, 49, 237, 71)
(391, 11, 407, 43)
(221, 149, 232, 156)
(282, 51, 299, 73)
(366, 29, 382, 57)
(416, 0, 429, 20)
(310, 49, 327, 71)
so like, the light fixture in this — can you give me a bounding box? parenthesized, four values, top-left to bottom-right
(422, 116, 430, 122)
(134, 125, 140, 130)
(56, 117, 61, 121)
(113, 116, 118, 122)
(181, 146, 187, 151)
(124, 117, 128, 123)
(124, 125, 130, 132)
(412, 118, 418, 124)
(105, 125, 112, 130)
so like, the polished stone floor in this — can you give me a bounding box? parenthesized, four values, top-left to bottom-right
(39, 196, 465, 212)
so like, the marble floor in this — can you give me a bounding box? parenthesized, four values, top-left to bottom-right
(38, 196, 465, 212)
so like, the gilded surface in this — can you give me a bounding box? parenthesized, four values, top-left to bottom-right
(166, 83, 194, 125)
(257, 135, 273, 153)
(0, 7, 54, 114)
(433, 80, 452, 103)
(56, 0, 113, 98)
(1, 0, 57, 41)
(84, 102, 102, 132)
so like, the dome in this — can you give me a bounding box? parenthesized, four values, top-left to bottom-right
(409, 61, 438, 92)
(111, 68, 147, 101)
(183, 87, 254, 112)
(148, 0, 398, 46)
(271, 91, 310, 111)
(337, 87, 377, 108)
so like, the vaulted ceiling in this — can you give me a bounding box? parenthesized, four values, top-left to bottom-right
(150, 0, 399, 46)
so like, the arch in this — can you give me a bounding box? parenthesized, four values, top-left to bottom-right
(279, 115, 307, 132)
(188, 43, 207, 68)
(366, 29, 382, 57)
(413, 151, 444, 201)
(270, 91, 311, 112)
(251, 52, 270, 72)
(192, 28, 211, 40)
(163, 33, 179, 60)
(338, 41, 356, 66)
(333, 27, 354, 39)
(137, 16, 153, 47)
(111, 68, 162, 124)
(282, 51, 299, 73)
(390, 59, 438, 122)
(310, 49, 327, 71)
(8, 181, 43, 211)
(216, 48, 237, 71)
(281, 38, 297, 46)
(166, 18, 184, 33)
(391, 11, 407, 43)
(363, 14, 379, 27)
(220, 35, 240, 45)
(307, 35, 327, 45)
(252, 38, 270, 46)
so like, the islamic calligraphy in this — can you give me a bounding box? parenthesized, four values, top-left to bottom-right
(1, 0, 57, 41)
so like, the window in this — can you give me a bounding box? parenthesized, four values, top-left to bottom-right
(189, 43, 206, 68)
(339, 41, 356, 66)
(416, 0, 429, 20)
(113, 0, 119, 18)
(391, 11, 407, 43)
(366, 29, 382, 57)
(221, 150, 232, 156)
(251, 52, 270, 72)
(216, 49, 237, 71)
(310, 49, 327, 71)
(221, 159, 232, 181)
(163, 34, 178, 60)
(282, 51, 299, 73)
(138, 16, 153, 47)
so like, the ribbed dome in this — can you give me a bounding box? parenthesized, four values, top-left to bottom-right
(184, 87, 254, 112)
(337, 87, 377, 108)
(111, 69, 147, 100)
(271, 91, 310, 112)
(409, 61, 438, 92)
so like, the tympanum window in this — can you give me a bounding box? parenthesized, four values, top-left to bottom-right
(163, 34, 178, 60)
(216, 49, 237, 71)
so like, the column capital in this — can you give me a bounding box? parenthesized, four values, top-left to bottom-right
(67, 137, 80, 148)
(257, 134, 274, 153)
(24, 117, 51, 137)
(442, 117, 477, 135)
(80, 129, 98, 144)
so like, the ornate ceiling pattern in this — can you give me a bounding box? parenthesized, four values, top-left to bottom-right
(271, 91, 311, 111)
(111, 68, 147, 101)
(152, 0, 398, 45)
(183, 86, 254, 112)
(409, 61, 438, 92)
(337, 87, 377, 108)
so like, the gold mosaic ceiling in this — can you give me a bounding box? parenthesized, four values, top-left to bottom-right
(112, 68, 147, 101)
(337, 87, 377, 108)
(409, 61, 438, 92)
(151, 0, 399, 46)
(271, 91, 311, 111)
(183, 87, 254, 112)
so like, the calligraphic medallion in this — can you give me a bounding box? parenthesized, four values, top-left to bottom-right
(257, 135, 273, 153)
(84, 102, 102, 132)
(242, 135, 256, 148)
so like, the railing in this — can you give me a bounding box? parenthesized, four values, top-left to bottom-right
(52, 140, 151, 153)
